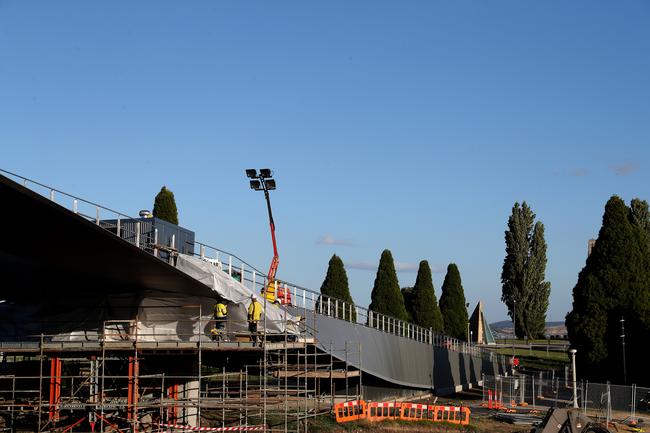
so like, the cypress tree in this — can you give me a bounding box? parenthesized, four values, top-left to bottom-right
(439, 263, 469, 340)
(401, 287, 414, 322)
(501, 202, 551, 339)
(630, 198, 650, 242)
(566, 196, 650, 384)
(411, 261, 444, 332)
(368, 249, 409, 323)
(153, 186, 179, 225)
(318, 254, 356, 321)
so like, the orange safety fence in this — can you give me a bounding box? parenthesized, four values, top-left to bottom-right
(334, 400, 470, 426)
(366, 401, 401, 422)
(400, 403, 436, 421)
(333, 400, 367, 423)
(433, 405, 471, 425)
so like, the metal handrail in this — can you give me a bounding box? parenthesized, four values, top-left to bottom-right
(1, 168, 490, 358)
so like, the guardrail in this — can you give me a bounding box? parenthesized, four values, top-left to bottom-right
(1, 168, 494, 359)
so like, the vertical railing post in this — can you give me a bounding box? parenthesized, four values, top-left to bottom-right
(95, 207, 100, 225)
(153, 228, 158, 257)
(228, 256, 232, 276)
(200, 245, 205, 259)
(49, 189, 55, 201)
(117, 216, 121, 238)
(135, 222, 141, 248)
(73, 199, 78, 214)
(335, 300, 338, 319)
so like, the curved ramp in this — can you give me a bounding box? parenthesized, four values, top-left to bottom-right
(313, 313, 506, 395)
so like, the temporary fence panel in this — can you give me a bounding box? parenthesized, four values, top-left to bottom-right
(333, 400, 366, 423)
(366, 402, 401, 422)
(433, 406, 471, 425)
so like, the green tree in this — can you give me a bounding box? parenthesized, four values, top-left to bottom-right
(153, 186, 179, 225)
(410, 261, 444, 332)
(318, 254, 356, 321)
(368, 249, 409, 324)
(566, 196, 650, 384)
(439, 263, 469, 340)
(401, 287, 414, 322)
(630, 198, 650, 241)
(501, 202, 551, 339)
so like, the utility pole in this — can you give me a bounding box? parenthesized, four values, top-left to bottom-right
(620, 316, 627, 384)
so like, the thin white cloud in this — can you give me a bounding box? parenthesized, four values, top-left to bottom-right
(394, 261, 419, 272)
(569, 168, 589, 177)
(345, 261, 376, 271)
(429, 264, 446, 274)
(345, 260, 437, 273)
(611, 163, 640, 176)
(316, 235, 352, 246)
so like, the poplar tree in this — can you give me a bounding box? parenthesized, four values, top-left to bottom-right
(153, 186, 179, 225)
(566, 196, 650, 384)
(318, 254, 356, 321)
(368, 249, 409, 323)
(439, 263, 469, 340)
(501, 202, 551, 339)
(411, 261, 444, 332)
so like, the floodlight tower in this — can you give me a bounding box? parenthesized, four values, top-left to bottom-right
(245, 168, 279, 288)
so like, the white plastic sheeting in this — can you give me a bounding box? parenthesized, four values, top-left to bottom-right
(174, 254, 300, 336)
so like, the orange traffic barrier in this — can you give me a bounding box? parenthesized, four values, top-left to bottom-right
(433, 405, 471, 425)
(333, 400, 366, 423)
(400, 403, 436, 421)
(366, 401, 401, 422)
(334, 400, 470, 426)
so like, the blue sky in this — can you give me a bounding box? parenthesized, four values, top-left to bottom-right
(1, 1, 649, 322)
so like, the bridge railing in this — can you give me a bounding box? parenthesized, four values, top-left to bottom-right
(1, 168, 486, 357)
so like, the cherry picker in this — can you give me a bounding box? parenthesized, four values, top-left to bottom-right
(246, 168, 291, 304)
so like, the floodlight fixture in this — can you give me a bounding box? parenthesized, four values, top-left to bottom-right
(250, 180, 262, 190)
(265, 179, 276, 190)
(246, 169, 258, 178)
(259, 168, 272, 178)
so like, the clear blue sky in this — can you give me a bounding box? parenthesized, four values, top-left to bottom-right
(2, 1, 649, 322)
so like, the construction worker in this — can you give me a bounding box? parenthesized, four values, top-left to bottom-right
(211, 299, 229, 341)
(262, 280, 276, 303)
(247, 294, 263, 344)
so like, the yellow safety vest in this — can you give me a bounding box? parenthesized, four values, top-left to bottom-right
(248, 301, 263, 322)
(215, 303, 227, 318)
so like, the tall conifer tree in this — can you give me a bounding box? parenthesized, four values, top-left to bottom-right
(368, 249, 409, 323)
(318, 254, 356, 321)
(567, 196, 650, 384)
(153, 186, 179, 225)
(501, 202, 551, 339)
(410, 261, 444, 332)
(439, 263, 469, 340)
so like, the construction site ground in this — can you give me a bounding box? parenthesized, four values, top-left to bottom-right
(305, 388, 649, 433)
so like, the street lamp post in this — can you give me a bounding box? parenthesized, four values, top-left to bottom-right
(569, 349, 578, 408)
(245, 168, 279, 294)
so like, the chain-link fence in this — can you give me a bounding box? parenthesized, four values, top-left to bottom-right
(482, 373, 648, 424)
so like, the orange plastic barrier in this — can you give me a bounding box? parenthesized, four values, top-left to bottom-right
(366, 401, 401, 422)
(334, 400, 470, 426)
(400, 403, 436, 421)
(433, 405, 471, 425)
(334, 400, 366, 423)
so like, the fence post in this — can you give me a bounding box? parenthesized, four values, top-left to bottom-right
(135, 222, 140, 248)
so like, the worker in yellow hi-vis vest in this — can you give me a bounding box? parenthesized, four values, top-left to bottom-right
(247, 294, 263, 344)
(211, 299, 229, 342)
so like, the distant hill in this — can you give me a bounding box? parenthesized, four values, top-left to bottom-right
(489, 320, 567, 339)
